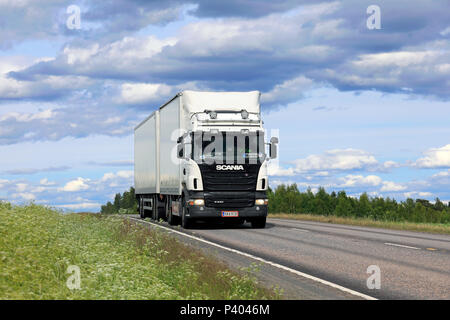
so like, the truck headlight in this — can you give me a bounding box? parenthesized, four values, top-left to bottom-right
(255, 199, 268, 205)
(189, 199, 205, 206)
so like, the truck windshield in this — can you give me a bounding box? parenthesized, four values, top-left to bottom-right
(192, 132, 265, 164)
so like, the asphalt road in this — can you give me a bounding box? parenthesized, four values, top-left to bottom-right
(127, 216, 450, 300)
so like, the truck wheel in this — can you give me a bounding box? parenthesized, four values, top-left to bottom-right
(181, 198, 191, 229)
(251, 217, 266, 229)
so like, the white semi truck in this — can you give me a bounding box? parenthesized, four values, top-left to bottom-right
(134, 90, 278, 228)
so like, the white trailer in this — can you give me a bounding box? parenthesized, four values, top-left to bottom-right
(134, 90, 278, 228)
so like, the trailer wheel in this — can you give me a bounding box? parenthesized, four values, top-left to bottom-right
(181, 197, 191, 229)
(251, 217, 266, 229)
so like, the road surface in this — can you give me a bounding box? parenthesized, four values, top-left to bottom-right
(127, 216, 450, 300)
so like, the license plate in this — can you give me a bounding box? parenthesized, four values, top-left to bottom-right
(221, 211, 239, 217)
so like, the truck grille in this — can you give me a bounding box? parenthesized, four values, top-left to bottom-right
(199, 164, 260, 192)
(204, 191, 255, 208)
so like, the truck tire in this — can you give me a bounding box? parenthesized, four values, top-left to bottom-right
(181, 197, 191, 229)
(251, 217, 266, 229)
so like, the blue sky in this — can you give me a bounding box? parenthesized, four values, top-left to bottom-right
(0, 0, 449, 211)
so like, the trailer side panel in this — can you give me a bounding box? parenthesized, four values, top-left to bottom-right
(134, 111, 159, 195)
(159, 97, 182, 195)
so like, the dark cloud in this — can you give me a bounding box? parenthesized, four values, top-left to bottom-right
(10, 0, 450, 102)
(0, 104, 140, 145)
(1, 0, 449, 144)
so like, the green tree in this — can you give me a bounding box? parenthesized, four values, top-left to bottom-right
(334, 191, 353, 217)
(113, 193, 122, 213)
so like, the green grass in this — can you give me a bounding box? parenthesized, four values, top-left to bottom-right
(269, 213, 450, 235)
(0, 202, 277, 300)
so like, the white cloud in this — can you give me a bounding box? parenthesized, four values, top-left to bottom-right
(0, 179, 9, 188)
(98, 170, 133, 188)
(414, 144, 450, 168)
(0, 109, 54, 122)
(60, 177, 90, 192)
(440, 26, 450, 36)
(15, 183, 28, 192)
(12, 192, 35, 201)
(404, 191, 433, 198)
(118, 83, 172, 105)
(55, 202, 102, 210)
(293, 149, 378, 172)
(267, 162, 295, 176)
(100, 170, 133, 181)
(40, 178, 56, 186)
(261, 76, 315, 106)
(380, 181, 407, 192)
(382, 161, 400, 170)
(340, 174, 382, 187)
(0, 74, 94, 100)
(432, 170, 450, 178)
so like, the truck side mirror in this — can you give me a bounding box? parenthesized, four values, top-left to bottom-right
(177, 143, 184, 159)
(269, 137, 278, 159)
(269, 144, 277, 159)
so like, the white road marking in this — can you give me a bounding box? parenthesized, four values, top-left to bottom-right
(384, 242, 421, 250)
(290, 228, 310, 232)
(130, 217, 377, 300)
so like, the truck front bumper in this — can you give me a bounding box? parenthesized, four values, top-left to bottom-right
(186, 205, 267, 220)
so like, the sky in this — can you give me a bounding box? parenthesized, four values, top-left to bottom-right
(0, 0, 449, 211)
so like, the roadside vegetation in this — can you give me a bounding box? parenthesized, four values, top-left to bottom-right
(268, 184, 450, 234)
(0, 202, 277, 299)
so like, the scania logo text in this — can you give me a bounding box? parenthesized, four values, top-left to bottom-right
(216, 165, 244, 171)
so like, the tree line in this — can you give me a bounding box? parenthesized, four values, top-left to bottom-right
(100, 187, 137, 214)
(100, 184, 450, 224)
(268, 184, 450, 224)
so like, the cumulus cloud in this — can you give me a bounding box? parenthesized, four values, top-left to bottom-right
(267, 148, 401, 177)
(59, 177, 90, 192)
(293, 149, 378, 172)
(380, 181, 407, 192)
(99, 170, 133, 187)
(261, 76, 315, 107)
(12, 192, 35, 201)
(414, 144, 450, 168)
(0, 0, 185, 49)
(9, 0, 450, 106)
(339, 174, 382, 187)
(118, 83, 173, 105)
(2, 0, 448, 152)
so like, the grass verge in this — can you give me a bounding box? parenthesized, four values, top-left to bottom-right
(0, 202, 278, 299)
(269, 213, 450, 235)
